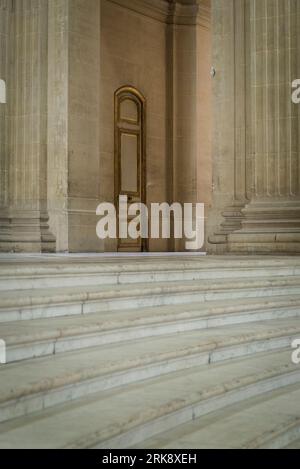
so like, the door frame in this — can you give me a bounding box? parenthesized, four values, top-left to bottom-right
(114, 85, 147, 252)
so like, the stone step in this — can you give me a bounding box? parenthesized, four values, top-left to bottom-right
(0, 320, 298, 422)
(0, 349, 298, 449)
(1, 255, 300, 448)
(2, 295, 300, 361)
(136, 384, 300, 449)
(0, 256, 299, 291)
(1, 275, 300, 323)
(285, 437, 300, 449)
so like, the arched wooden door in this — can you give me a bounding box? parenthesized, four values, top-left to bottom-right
(114, 86, 147, 252)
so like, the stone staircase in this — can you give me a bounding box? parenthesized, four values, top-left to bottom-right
(0, 254, 300, 449)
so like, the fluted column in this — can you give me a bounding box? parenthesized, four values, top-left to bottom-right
(227, 0, 300, 253)
(248, 0, 299, 200)
(0, 1, 9, 214)
(0, 0, 55, 252)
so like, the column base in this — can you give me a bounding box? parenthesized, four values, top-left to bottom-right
(0, 210, 56, 253)
(208, 203, 245, 253)
(228, 200, 300, 254)
(228, 232, 300, 253)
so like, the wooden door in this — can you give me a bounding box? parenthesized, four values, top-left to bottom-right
(114, 86, 146, 252)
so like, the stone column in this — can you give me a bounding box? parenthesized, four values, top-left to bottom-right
(207, 0, 248, 253)
(209, 0, 300, 254)
(0, 0, 55, 252)
(229, 0, 300, 252)
(0, 1, 9, 213)
(47, 0, 69, 252)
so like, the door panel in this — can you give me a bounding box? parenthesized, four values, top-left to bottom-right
(119, 98, 139, 123)
(114, 86, 146, 252)
(120, 132, 139, 194)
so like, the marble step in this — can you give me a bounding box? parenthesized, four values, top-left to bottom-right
(0, 320, 298, 422)
(2, 295, 300, 361)
(0, 349, 298, 448)
(285, 437, 300, 449)
(136, 384, 300, 449)
(1, 256, 300, 291)
(1, 275, 300, 323)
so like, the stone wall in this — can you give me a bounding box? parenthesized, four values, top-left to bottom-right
(67, 0, 101, 252)
(0, 0, 212, 253)
(168, 1, 212, 251)
(48, 0, 102, 253)
(100, 0, 169, 252)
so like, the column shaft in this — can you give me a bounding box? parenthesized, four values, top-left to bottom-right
(210, 0, 300, 253)
(0, 0, 55, 252)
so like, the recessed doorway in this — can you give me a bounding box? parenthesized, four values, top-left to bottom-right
(114, 86, 147, 252)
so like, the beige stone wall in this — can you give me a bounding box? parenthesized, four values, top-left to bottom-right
(67, 0, 101, 252)
(3, 0, 298, 255)
(169, 12, 212, 251)
(100, 0, 169, 251)
(207, 0, 239, 252)
(0, 0, 213, 253)
(48, 0, 101, 253)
